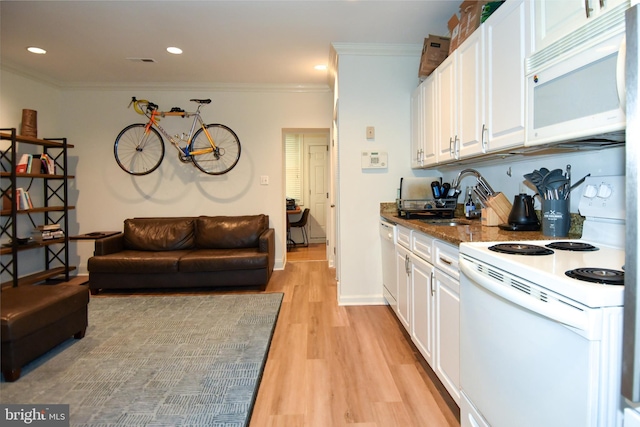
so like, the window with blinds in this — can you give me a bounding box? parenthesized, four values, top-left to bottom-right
(285, 133, 303, 202)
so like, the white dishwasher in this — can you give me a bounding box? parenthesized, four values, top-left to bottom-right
(379, 219, 397, 311)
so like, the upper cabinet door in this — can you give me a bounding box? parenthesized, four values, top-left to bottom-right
(457, 28, 485, 159)
(410, 83, 424, 169)
(533, 0, 628, 53)
(436, 54, 457, 163)
(422, 75, 438, 167)
(484, 0, 531, 151)
(534, 0, 588, 52)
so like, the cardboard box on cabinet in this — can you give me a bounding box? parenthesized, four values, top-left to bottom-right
(449, 0, 505, 53)
(448, 14, 461, 54)
(458, 0, 491, 47)
(418, 35, 451, 77)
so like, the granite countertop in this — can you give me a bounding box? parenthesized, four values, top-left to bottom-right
(380, 202, 582, 247)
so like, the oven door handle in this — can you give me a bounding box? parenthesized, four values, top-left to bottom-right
(460, 258, 589, 331)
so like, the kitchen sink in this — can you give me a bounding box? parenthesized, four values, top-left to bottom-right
(419, 218, 473, 226)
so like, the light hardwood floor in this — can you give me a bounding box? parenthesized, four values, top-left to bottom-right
(250, 259, 460, 427)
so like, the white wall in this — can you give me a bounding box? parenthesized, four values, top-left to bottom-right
(335, 48, 435, 305)
(2, 68, 333, 277)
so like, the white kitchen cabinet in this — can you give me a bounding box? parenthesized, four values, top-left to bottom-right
(435, 0, 529, 163)
(435, 257, 461, 406)
(410, 79, 437, 168)
(422, 74, 438, 167)
(484, 0, 530, 151)
(395, 240, 412, 332)
(410, 252, 435, 367)
(410, 83, 424, 169)
(456, 28, 486, 159)
(434, 240, 460, 405)
(436, 53, 457, 163)
(389, 226, 460, 405)
(533, 0, 627, 53)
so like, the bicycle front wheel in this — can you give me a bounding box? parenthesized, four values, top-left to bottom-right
(190, 124, 241, 175)
(114, 124, 165, 175)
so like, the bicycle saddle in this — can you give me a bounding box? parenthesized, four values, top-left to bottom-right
(190, 99, 211, 104)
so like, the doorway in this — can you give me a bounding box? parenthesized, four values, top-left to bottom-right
(284, 129, 329, 250)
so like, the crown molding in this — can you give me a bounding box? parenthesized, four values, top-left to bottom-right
(1, 63, 331, 93)
(331, 42, 422, 57)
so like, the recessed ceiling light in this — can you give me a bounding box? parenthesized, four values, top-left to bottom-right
(314, 65, 327, 71)
(167, 47, 183, 54)
(27, 46, 47, 54)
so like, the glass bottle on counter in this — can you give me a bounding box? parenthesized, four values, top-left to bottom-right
(465, 187, 476, 218)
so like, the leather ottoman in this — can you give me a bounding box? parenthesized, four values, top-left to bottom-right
(1, 284, 89, 381)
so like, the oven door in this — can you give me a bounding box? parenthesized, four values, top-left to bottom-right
(459, 255, 623, 427)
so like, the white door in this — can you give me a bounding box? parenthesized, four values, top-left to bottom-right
(307, 140, 328, 243)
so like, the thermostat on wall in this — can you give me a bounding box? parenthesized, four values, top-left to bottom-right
(361, 151, 387, 169)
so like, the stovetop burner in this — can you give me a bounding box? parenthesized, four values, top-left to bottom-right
(546, 241, 599, 251)
(565, 268, 624, 285)
(488, 243, 554, 256)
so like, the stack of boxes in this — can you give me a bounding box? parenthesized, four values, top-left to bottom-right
(418, 0, 505, 79)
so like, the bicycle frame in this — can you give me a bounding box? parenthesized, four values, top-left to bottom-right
(144, 105, 216, 157)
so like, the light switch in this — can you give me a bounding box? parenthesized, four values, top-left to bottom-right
(366, 126, 375, 139)
(260, 176, 269, 185)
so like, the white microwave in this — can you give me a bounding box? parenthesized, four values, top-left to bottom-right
(525, 27, 626, 147)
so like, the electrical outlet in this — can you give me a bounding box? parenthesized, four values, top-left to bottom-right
(366, 126, 375, 139)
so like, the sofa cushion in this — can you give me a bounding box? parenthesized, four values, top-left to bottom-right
(195, 215, 268, 249)
(124, 218, 195, 251)
(88, 250, 189, 274)
(179, 248, 268, 272)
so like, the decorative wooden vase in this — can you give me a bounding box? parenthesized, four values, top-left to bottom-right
(20, 109, 37, 138)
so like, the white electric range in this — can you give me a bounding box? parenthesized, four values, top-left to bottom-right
(459, 175, 626, 427)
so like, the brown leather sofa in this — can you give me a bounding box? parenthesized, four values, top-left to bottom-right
(87, 215, 275, 294)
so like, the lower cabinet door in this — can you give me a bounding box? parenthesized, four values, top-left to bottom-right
(435, 268, 461, 405)
(410, 253, 435, 368)
(395, 244, 411, 332)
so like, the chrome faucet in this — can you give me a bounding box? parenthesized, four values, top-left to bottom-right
(452, 168, 495, 195)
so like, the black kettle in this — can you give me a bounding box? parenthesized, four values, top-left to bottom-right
(502, 194, 540, 231)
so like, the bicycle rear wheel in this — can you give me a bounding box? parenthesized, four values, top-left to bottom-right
(114, 124, 165, 175)
(190, 124, 241, 175)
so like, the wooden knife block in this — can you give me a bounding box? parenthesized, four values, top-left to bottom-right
(481, 192, 512, 226)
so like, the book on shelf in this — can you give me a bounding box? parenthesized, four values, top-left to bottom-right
(36, 224, 61, 231)
(40, 153, 55, 174)
(32, 227, 65, 242)
(15, 188, 34, 210)
(16, 154, 31, 173)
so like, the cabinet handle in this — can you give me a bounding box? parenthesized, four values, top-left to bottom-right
(439, 256, 452, 266)
(405, 254, 410, 274)
(430, 271, 435, 296)
(584, 0, 593, 18)
(455, 135, 460, 160)
(449, 137, 454, 157)
(481, 124, 488, 153)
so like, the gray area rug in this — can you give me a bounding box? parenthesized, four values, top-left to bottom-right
(1, 293, 283, 427)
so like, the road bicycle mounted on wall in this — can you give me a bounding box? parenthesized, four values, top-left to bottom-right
(114, 97, 241, 175)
